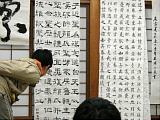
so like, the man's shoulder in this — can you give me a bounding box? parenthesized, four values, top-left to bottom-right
(19, 57, 32, 61)
(12, 58, 37, 68)
(18, 57, 35, 64)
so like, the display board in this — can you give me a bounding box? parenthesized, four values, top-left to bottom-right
(99, 0, 151, 119)
(34, 0, 80, 119)
(0, 0, 30, 45)
(151, 0, 160, 104)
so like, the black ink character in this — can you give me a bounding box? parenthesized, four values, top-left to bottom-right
(0, 0, 21, 42)
(14, 23, 27, 33)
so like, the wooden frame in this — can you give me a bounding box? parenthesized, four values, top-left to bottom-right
(89, 0, 100, 98)
(80, 3, 90, 99)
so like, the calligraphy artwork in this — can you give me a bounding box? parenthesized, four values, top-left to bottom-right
(0, 0, 30, 45)
(143, 32, 151, 120)
(34, 0, 80, 119)
(99, 0, 151, 120)
(151, 0, 160, 104)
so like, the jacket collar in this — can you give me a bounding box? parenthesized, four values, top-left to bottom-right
(32, 59, 43, 76)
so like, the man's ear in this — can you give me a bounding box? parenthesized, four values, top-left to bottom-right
(45, 65, 50, 70)
(41, 65, 51, 77)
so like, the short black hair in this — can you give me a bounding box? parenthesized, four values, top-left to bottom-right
(31, 49, 53, 68)
(73, 97, 121, 120)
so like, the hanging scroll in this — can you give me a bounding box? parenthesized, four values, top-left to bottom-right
(151, 0, 160, 104)
(0, 0, 30, 45)
(99, 0, 151, 120)
(34, 0, 80, 119)
(143, 32, 151, 120)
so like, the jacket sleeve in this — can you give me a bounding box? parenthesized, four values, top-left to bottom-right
(0, 59, 41, 84)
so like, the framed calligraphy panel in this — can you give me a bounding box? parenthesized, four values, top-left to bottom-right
(34, 0, 80, 119)
(151, 0, 160, 104)
(0, 0, 30, 45)
(99, 0, 151, 120)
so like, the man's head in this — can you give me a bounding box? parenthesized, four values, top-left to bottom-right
(73, 97, 121, 120)
(31, 49, 53, 76)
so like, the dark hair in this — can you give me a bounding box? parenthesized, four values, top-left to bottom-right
(73, 97, 121, 120)
(31, 49, 53, 68)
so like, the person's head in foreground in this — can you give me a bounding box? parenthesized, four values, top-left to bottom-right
(73, 97, 121, 120)
(32, 49, 53, 76)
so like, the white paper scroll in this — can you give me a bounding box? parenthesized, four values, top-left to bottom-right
(151, 0, 160, 104)
(143, 30, 151, 120)
(99, 0, 151, 120)
(34, 0, 80, 119)
(0, 0, 30, 45)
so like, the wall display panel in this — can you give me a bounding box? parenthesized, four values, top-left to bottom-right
(13, 95, 29, 105)
(99, 0, 151, 120)
(0, 50, 11, 60)
(12, 50, 29, 60)
(151, 0, 160, 104)
(145, 5, 160, 119)
(0, 0, 30, 45)
(34, 0, 80, 119)
(79, 4, 88, 104)
(12, 106, 28, 116)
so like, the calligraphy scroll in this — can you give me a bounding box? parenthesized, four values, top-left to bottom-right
(143, 32, 151, 120)
(34, 0, 80, 119)
(99, 0, 151, 120)
(0, 0, 30, 45)
(151, 0, 160, 104)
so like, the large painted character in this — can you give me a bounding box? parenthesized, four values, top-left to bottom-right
(0, 0, 26, 42)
